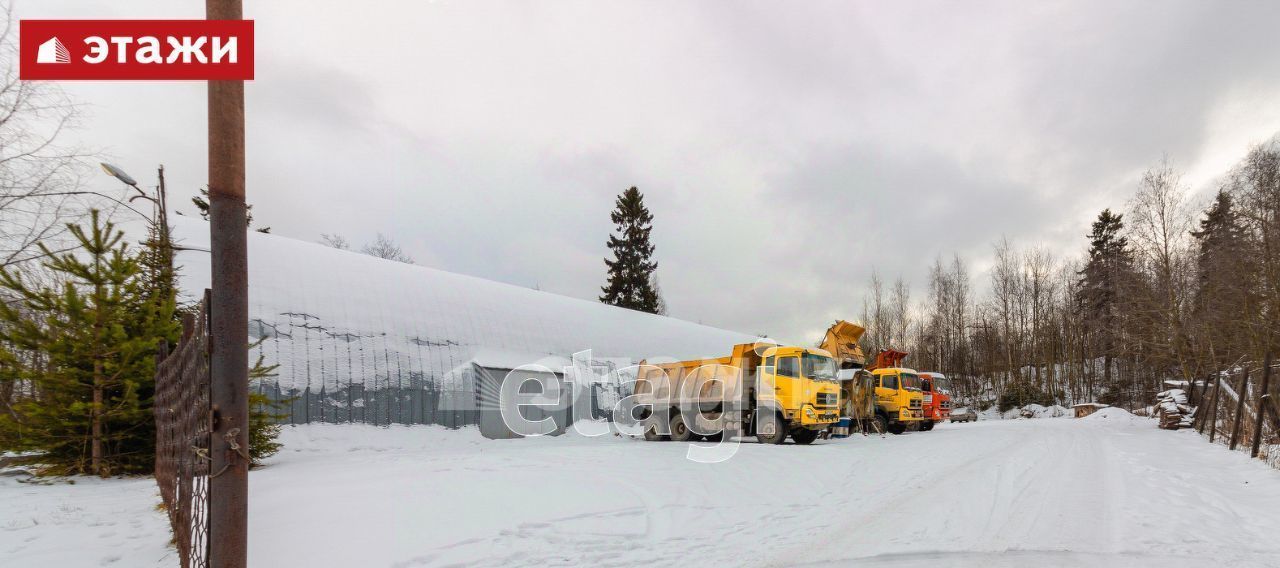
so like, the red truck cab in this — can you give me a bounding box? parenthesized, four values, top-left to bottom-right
(917, 371, 952, 431)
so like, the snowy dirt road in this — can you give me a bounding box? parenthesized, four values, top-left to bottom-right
(3, 413, 1279, 567)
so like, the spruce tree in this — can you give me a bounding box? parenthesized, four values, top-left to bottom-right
(0, 211, 179, 476)
(1190, 190, 1257, 363)
(247, 347, 285, 464)
(1077, 209, 1133, 387)
(191, 188, 270, 233)
(600, 187, 661, 314)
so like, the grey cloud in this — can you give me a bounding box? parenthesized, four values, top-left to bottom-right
(18, 0, 1280, 343)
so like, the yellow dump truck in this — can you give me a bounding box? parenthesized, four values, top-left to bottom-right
(868, 350, 925, 434)
(633, 342, 840, 444)
(818, 320, 923, 434)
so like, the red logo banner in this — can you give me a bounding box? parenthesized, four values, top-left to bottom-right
(19, 20, 254, 80)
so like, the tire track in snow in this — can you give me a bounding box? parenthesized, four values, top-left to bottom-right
(291, 420, 1280, 567)
(779, 423, 1034, 564)
(789, 421, 1126, 564)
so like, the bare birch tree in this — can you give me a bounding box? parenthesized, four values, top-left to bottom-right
(361, 233, 415, 264)
(0, 7, 89, 269)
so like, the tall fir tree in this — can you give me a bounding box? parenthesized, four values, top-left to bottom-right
(0, 211, 179, 476)
(1077, 209, 1133, 391)
(1190, 190, 1257, 364)
(600, 187, 662, 314)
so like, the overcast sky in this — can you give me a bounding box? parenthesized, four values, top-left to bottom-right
(19, 0, 1280, 343)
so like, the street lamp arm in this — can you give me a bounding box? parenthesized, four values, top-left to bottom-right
(22, 190, 154, 222)
(128, 191, 160, 207)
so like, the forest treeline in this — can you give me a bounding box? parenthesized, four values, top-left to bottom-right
(856, 144, 1279, 410)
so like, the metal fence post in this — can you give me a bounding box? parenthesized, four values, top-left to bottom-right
(1229, 368, 1250, 451)
(206, 0, 249, 566)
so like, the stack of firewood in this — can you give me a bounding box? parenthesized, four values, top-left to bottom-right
(1155, 388, 1193, 430)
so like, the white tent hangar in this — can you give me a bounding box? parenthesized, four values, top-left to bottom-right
(172, 217, 758, 430)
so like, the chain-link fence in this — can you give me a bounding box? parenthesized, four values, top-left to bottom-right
(155, 300, 212, 568)
(244, 312, 638, 428)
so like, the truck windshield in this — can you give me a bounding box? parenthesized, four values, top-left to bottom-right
(801, 353, 837, 381)
(935, 377, 951, 393)
(901, 373, 921, 390)
(880, 374, 898, 389)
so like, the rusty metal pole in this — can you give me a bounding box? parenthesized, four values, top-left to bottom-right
(206, 0, 248, 566)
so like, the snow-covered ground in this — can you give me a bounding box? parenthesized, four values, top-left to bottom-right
(3, 414, 1279, 567)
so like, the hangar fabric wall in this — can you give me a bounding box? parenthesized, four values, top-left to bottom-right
(172, 218, 758, 426)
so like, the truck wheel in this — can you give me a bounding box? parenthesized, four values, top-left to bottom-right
(872, 414, 889, 434)
(669, 413, 695, 442)
(921, 420, 935, 432)
(755, 412, 787, 445)
(643, 424, 668, 441)
(791, 428, 820, 445)
(888, 422, 907, 435)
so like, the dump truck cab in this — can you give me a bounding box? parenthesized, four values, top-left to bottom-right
(757, 345, 842, 432)
(918, 371, 952, 431)
(634, 342, 840, 445)
(868, 350, 924, 434)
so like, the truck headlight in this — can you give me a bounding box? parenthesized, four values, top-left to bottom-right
(804, 407, 816, 418)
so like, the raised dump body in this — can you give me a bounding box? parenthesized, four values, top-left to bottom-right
(821, 320, 868, 370)
(633, 342, 840, 444)
(817, 320, 876, 434)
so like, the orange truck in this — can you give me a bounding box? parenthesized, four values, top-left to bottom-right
(917, 371, 952, 431)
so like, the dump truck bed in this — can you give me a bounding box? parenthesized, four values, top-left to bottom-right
(635, 343, 764, 406)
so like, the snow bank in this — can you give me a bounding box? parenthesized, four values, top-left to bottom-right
(979, 407, 1003, 420)
(1032, 404, 1071, 418)
(988, 404, 1072, 420)
(1085, 406, 1136, 421)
